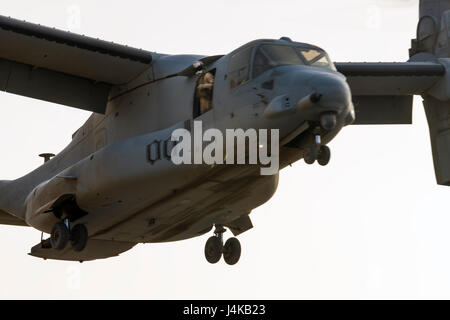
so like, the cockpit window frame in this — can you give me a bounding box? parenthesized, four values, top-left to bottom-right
(251, 44, 307, 79)
(297, 46, 334, 69)
(228, 46, 254, 91)
(228, 42, 335, 89)
(249, 43, 335, 80)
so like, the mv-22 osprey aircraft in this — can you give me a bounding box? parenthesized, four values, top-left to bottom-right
(0, 0, 450, 265)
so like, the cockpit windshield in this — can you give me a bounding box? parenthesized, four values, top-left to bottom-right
(252, 44, 333, 78)
(253, 45, 304, 78)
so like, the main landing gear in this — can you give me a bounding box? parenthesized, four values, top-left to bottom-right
(204, 225, 241, 265)
(50, 219, 88, 252)
(304, 113, 335, 166)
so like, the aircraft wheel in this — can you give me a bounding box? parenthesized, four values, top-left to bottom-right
(317, 145, 331, 166)
(205, 236, 223, 264)
(223, 237, 241, 265)
(304, 144, 318, 164)
(50, 222, 70, 250)
(320, 112, 337, 131)
(70, 224, 88, 252)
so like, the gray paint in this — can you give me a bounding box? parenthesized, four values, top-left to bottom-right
(0, 1, 449, 261)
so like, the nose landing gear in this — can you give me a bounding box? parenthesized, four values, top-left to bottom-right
(304, 129, 331, 166)
(317, 144, 331, 166)
(303, 112, 336, 165)
(204, 225, 242, 265)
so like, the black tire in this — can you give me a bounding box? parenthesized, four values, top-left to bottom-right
(223, 237, 241, 265)
(70, 224, 88, 252)
(205, 236, 223, 264)
(50, 222, 70, 250)
(304, 144, 318, 165)
(317, 145, 331, 166)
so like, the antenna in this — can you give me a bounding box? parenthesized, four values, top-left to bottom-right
(39, 153, 55, 163)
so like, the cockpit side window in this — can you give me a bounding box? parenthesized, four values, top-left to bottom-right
(228, 47, 252, 90)
(253, 45, 304, 78)
(253, 50, 271, 78)
(298, 48, 333, 68)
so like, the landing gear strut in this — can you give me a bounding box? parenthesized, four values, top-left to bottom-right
(50, 219, 88, 252)
(304, 127, 331, 166)
(204, 225, 241, 265)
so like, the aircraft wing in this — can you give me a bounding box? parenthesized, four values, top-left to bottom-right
(336, 61, 450, 186)
(0, 15, 153, 113)
(335, 62, 446, 124)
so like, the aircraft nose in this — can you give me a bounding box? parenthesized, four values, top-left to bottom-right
(297, 72, 355, 127)
(308, 73, 352, 112)
(264, 69, 355, 126)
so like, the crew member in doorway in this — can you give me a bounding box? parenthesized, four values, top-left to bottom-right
(196, 72, 214, 114)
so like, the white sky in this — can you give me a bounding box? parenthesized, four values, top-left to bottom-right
(2, 0, 450, 299)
